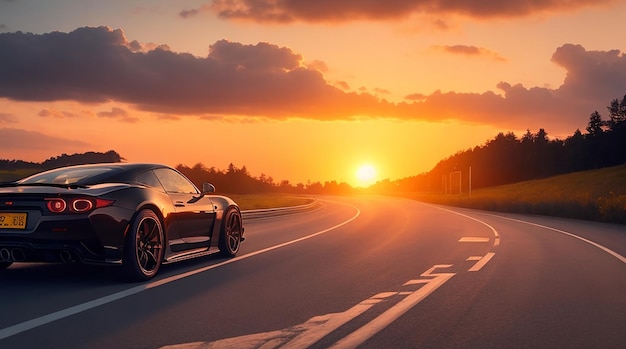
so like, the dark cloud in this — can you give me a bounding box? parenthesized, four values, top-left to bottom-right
(397, 44, 626, 132)
(179, 8, 200, 18)
(204, 0, 610, 23)
(552, 44, 626, 104)
(0, 26, 378, 119)
(0, 27, 625, 134)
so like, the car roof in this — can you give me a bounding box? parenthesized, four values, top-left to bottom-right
(18, 163, 174, 185)
(56, 163, 167, 170)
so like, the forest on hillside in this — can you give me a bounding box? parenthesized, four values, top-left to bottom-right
(370, 95, 626, 194)
(1, 95, 625, 194)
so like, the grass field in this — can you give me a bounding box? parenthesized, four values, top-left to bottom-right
(397, 164, 626, 224)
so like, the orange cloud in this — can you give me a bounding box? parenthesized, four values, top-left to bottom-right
(0, 27, 625, 134)
(38, 108, 79, 119)
(0, 128, 90, 150)
(0, 112, 17, 124)
(179, 4, 212, 18)
(201, 0, 612, 23)
(435, 44, 507, 62)
(96, 107, 139, 123)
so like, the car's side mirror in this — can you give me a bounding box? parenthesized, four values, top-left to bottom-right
(202, 183, 216, 193)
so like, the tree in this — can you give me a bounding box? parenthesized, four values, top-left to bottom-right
(534, 128, 549, 144)
(586, 111, 605, 136)
(607, 95, 626, 131)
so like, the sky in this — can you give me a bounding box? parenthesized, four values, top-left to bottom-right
(1, 0, 626, 187)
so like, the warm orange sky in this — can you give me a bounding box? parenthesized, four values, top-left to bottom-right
(1, 1, 626, 187)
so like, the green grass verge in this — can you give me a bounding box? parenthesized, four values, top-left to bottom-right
(396, 164, 626, 224)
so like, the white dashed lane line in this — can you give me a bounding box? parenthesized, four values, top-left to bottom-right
(458, 237, 491, 243)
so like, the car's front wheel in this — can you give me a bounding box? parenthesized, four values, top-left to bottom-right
(219, 208, 243, 257)
(122, 209, 164, 281)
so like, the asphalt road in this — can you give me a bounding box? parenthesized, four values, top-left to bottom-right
(1, 196, 625, 348)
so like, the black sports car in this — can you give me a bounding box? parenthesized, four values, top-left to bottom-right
(0, 163, 244, 281)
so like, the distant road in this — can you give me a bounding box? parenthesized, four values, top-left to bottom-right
(1, 196, 625, 348)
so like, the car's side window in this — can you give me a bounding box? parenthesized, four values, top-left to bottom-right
(136, 170, 164, 191)
(153, 168, 198, 194)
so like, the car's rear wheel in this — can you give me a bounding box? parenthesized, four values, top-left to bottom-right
(122, 209, 164, 281)
(219, 208, 242, 257)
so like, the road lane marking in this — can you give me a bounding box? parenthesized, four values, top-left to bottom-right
(467, 252, 496, 272)
(161, 292, 395, 349)
(403, 279, 430, 286)
(329, 265, 455, 349)
(280, 293, 397, 349)
(459, 237, 490, 243)
(487, 214, 626, 264)
(421, 264, 454, 276)
(161, 265, 457, 349)
(0, 202, 362, 341)
(418, 203, 501, 248)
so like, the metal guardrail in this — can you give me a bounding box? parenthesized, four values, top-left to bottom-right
(241, 200, 320, 220)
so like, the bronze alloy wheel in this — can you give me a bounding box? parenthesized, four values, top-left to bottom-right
(219, 209, 242, 257)
(123, 209, 164, 281)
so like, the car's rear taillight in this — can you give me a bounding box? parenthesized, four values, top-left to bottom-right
(94, 199, 114, 209)
(45, 198, 114, 214)
(46, 198, 67, 213)
(72, 199, 93, 213)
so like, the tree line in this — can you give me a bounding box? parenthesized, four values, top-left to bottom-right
(370, 95, 626, 194)
(175, 163, 354, 194)
(0, 150, 124, 172)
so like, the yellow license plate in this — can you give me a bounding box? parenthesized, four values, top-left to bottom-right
(0, 212, 27, 229)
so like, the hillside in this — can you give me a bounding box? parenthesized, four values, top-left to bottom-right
(400, 164, 626, 224)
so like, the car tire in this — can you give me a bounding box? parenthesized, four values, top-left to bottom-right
(219, 208, 243, 257)
(122, 209, 164, 281)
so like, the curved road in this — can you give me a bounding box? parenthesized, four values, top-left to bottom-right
(1, 196, 625, 348)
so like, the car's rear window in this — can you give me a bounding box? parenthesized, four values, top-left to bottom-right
(19, 167, 120, 185)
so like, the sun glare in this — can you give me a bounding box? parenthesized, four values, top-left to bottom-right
(355, 164, 377, 187)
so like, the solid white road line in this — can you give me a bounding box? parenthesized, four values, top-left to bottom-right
(488, 214, 626, 264)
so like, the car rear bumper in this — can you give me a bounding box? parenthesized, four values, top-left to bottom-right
(0, 238, 123, 265)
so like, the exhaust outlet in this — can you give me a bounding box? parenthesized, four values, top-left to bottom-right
(0, 248, 11, 262)
(11, 248, 26, 262)
(59, 250, 74, 263)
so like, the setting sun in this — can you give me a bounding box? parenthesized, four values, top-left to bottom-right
(355, 164, 377, 187)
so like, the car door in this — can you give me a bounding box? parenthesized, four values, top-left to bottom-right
(153, 168, 216, 250)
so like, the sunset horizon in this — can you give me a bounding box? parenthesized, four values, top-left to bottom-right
(1, 1, 625, 187)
